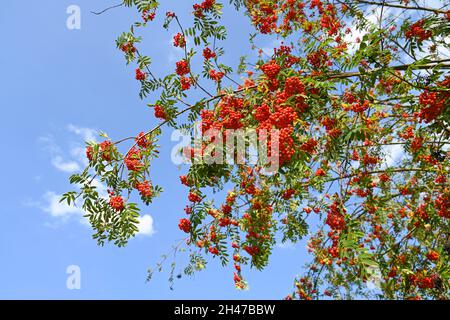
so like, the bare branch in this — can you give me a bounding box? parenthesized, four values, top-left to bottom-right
(91, 2, 124, 15)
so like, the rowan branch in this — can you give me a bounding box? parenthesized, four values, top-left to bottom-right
(322, 167, 438, 185)
(327, 60, 450, 81)
(114, 59, 450, 145)
(120, 85, 256, 156)
(353, 0, 449, 15)
(174, 16, 214, 98)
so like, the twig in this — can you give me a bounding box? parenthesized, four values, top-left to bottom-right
(91, 2, 124, 15)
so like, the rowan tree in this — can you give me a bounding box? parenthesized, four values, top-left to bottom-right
(62, 0, 450, 300)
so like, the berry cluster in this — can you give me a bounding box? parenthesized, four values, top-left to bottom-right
(180, 77, 192, 91)
(120, 43, 136, 54)
(154, 105, 167, 120)
(175, 60, 190, 76)
(135, 69, 147, 81)
(135, 132, 150, 149)
(417, 77, 449, 122)
(173, 33, 186, 48)
(325, 201, 346, 232)
(307, 49, 330, 69)
(178, 218, 191, 233)
(202, 47, 216, 60)
(141, 10, 155, 22)
(188, 191, 202, 203)
(284, 76, 305, 97)
(193, 0, 215, 18)
(136, 181, 153, 199)
(125, 148, 143, 172)
(109, 194, 125, 212)
(209, 69, 224, 82)
(99, 140, 115, 162)
(251, 3, 278, 34)
(261, 61, 281, 79)
(405, 20, 432, 43)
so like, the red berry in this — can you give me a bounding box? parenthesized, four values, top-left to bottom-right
(178, 218, 191, 233)
(135, 68, 147, 81)
(109, 195, 124, 211)
(175, 60, 190, 76)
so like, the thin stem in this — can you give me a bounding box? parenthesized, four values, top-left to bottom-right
(174, 16, 214, 97)
(122, 85, 256, 155)
(91, 2, 124, 15)
(354, 0, 449, 14)
(322, 167, 437, 186)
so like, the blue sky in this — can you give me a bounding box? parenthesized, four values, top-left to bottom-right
(0, 1, 311, 299)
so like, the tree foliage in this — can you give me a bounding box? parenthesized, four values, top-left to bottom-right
(63, 0, 450, 299)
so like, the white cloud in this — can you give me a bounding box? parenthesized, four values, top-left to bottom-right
(343, 0, 449, 57)
(51, 155, 81, 173)
(38, 135, 60, 153)
(168, 49, 183, 65)
(415, 40, 450, 61)
(42, 191, 84, 218)
(90, 178, 109, 198)
(35, 125, 156, 239)
(382, 143, 405, 168)
(418, 0, 448, 8)
(40, 124, 99, 173)
(136, 214, 155, 236)
(67, 124, 98, 142)
(277, 240, 295, 250)
(34, 189, 155, 237)
(344, 9, 380, 54)
(39, 135, 82, 174)
(69, 145, 89, 166)
(261, 39, 283, 57)
(167, 33, 191, 64)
